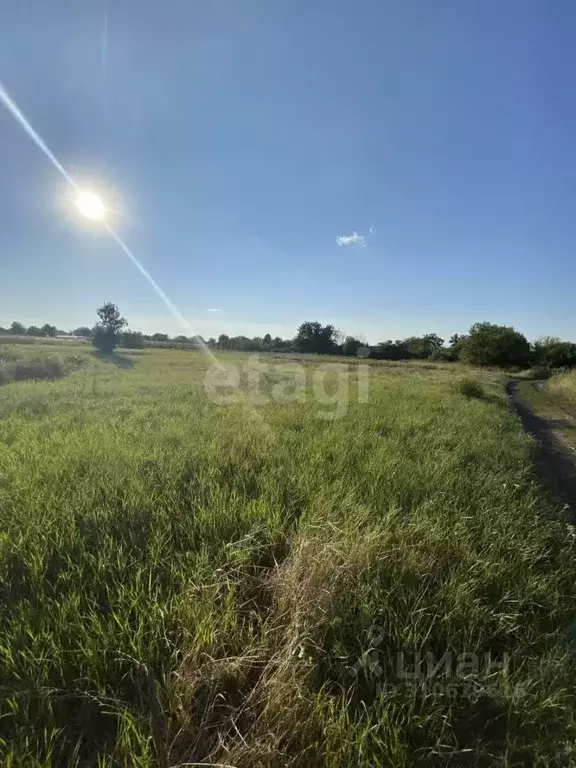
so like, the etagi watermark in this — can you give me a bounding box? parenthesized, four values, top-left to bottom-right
(204, 353, 370, 420)
(347, 627, 512, 698)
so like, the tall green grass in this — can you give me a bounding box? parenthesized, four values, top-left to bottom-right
(0, 345, 86, 386)
(548, 370, 576, 411)
(0, 346, 575, 766)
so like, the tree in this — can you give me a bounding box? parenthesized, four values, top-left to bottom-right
(218, 334, 230, 349)
(151, 333, 169, 342)
(405, 333, 444, 359)
(333, 328, 346, 349)
(371, 339, 411, 360)
(26, 325, 43, 337)
(41, 324, 57, 337)
(72, 326, 92, 337)
(459, 322, 530, 368)
(532, 337, 576, 369)
(342, 336, 362, 356)
(121, 331, 144, 349)
(294, 322, 337, 355)
(9, 321, 26, 335)
(92, 303, 127, 353)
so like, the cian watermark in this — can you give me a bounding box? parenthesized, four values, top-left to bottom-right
(204, 354, 370, 420)
(346, 626, 513, 698)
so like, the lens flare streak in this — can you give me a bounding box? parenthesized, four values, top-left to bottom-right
(0, 83, 78, 190)
(0, 79, 273, 430)
(0, 80, 200, 343)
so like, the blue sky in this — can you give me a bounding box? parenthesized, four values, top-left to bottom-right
(1, 0, 575, 343)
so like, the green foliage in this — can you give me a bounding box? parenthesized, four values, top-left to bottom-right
(121, 331, 144, 349)
(72, 326, 92, 338)
(96, 303, 127, 335)
(92, 326, 117, 353)
(532, 336, 576, 369)
(430, 347, 458, 362)
(371, 334, 445, 361)
(371, 339, 411, 360)
(8, 317, 576, 373)
(459, 322, 531, 368)
(92, 303, 127, 353)
(342, 336, 363, 356)
(405, 333, 444, 358)
(41, 323, 57, 338)
(216, 332, 293, 352)
(295, 321, 337, 354)
(9, 321, 26, 335)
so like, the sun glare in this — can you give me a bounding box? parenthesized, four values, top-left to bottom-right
(75, 190, 106, 221)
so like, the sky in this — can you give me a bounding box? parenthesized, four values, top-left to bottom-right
(1, 0, 575, 343)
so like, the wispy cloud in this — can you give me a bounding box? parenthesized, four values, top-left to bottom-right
(207, 308, 222, 312)
(336, 231, 367, 247)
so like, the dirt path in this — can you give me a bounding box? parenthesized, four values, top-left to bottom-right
(508, 380, 576, 514)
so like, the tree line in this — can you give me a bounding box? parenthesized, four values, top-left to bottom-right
(3, 306, 576, 370)
(0, 321, 60, 338)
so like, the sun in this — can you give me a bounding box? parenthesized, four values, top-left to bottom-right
(75, 190, 106, 221)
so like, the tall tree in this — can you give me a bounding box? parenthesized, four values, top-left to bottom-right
(459, 322, 530, 368)
(92, 303, 127, 353)
(217, 334, 230, 349)
(9, 321, 26, 335)
(41, 324, 57, 337)
(294, 321, 337, 354)
(342, 336, 362, 356)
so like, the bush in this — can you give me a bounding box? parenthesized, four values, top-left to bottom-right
(455, 376, 485, 399)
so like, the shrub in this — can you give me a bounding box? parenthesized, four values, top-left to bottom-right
(455, 376, 485, 399)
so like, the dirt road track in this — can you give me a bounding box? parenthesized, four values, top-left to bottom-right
(507, 380, 576, 515)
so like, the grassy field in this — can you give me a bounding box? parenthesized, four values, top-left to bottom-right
(517, 372, 576, 449)
(548, 371, 576, 413)
(1, 343, 576, 766)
